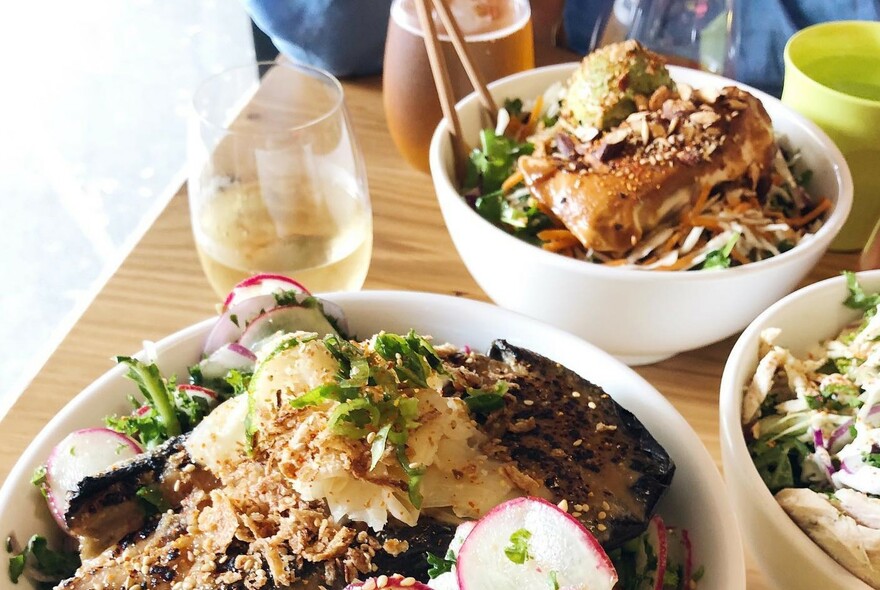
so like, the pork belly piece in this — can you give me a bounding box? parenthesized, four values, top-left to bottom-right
(519, 86, 776, 254)
(442, 341, 675, 548)
(64, 435, 218, 558)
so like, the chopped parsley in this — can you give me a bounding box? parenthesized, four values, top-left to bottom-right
(30, 466, 48, 499)
(289, 332, 445, 509)
(464, 128, 534, 194)
(548, 570, 560, 590)
(844, 270, 880, 318)
(105, 357, 181, 448)
(426, 549, 456, 578)
(701, 232, 740, 270)
(463, 381, 508, 417)
(136, 484, 171, 516)
(504, 528, 532, 564)
(7, 535, 80, 586)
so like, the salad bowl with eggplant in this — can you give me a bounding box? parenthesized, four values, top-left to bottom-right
(0, 275, 744, 588)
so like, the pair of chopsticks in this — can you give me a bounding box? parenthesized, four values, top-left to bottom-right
(413, 0, 499, 178)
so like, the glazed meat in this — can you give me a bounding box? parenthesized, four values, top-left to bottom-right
(519, 86, 776, 254)
(443, 340, 675, 548)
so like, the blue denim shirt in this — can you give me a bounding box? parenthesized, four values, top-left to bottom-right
(245, 0, 879, 90)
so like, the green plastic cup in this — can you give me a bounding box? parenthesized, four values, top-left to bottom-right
(782, 20, 880, 251)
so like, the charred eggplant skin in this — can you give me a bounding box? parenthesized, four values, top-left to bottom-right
(486, 340, 675, 548)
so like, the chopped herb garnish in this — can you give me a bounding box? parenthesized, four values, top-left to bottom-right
(136, 484, 171, 515)
(701, 232, 740, 270)
(463, 381, 508, 416)
(464, 128, 534, 194)
(31, 466, 48, 499)
(844, 271, 880, 318)
(426, 549, 456, 578)
(504, 528, 532, 564)
(107, 357, 181, 448)
(503, 97, 524, 117)
(289, 332, 441, 508)
(548, 570, 560, 590)
(7, 535, 80, 585)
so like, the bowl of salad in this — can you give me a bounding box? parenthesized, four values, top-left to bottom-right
(429, 41, 852, 365)
(0, 275, 745, 589)
(720, 270, 880, 590)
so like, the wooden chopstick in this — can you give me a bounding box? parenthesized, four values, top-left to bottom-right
(430, 0, 498, 118)
(413, 0, 468, 180)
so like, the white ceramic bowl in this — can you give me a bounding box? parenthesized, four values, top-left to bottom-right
(0, 291, 744, 589)
(720, 271, 880, 590)
(429, 64, 853, 365)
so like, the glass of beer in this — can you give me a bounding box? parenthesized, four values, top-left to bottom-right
(383, 0, 535, 172)
(188, 61, 373, 298)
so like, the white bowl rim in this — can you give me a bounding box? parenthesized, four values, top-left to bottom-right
(0, 289, 745, 588)
(429, 62, 854, 283)
(719, 270, 880, 589)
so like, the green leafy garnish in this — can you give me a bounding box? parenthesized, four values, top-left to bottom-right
(465, 128, 534, 194)
(548, 570, 560, 590)
(844, 271, 880, 318)
(30, 466, 48, 499)
(749, 433, 810, 493)
(503, 97, 524, 117)
(107, 357, 181, 448)
(701, 232, 740, 270)
(463, 381, 508, 416)
(426, 549, 456, 578)
(8, 535, 80, 585)
(136, 484, 171, 515)
(504, 528, 532, 564)
(289, 332, 441, 508)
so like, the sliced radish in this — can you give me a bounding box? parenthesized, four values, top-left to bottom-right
(345, 575, 433, 590)
(665, 528, 693, 590)
(456, 497, 617, 590)
(222, 273, 310, 310)
(45, 428, 143, 532)
(204, 294, 280, 355)
(176, 384, 219, 407)
(239, 305, 339, 352)
(198, 342, 257, 381)
(634, 515, 668, 590)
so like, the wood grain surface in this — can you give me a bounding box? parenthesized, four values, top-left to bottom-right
(0, 59, 862, 590)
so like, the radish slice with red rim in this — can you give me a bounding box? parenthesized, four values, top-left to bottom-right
(198, 342, 257, 381)
(344, 575, 433, 590)
(45, 428, 142, 532)
(665, 527, 693, 590)
(204, 294, 280, 355)
(456, 496, 617, 590)
(222, 274, 310, 310)
(634, 515, 667, 590)
(177, 384, 219, 406)
(238, 305, 340, 353)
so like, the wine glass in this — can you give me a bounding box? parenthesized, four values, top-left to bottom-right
(626, 0, 735, 75)
(188, 61, 373, 298)
(383, 0, 535, 172)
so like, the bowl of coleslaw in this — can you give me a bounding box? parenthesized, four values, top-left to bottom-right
(429, 59, 852, 365)
(721, 270, 880, 590)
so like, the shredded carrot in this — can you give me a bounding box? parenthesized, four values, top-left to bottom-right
(786, 197, 831, 228)
(658, 231, 682, 254)
(527, 94, 544, 128)
(655, 251, 701, 271)
(537, 228, 577, 241)
(733, 201, 755, 214)
(501, 170, 524, 194)
(688, 214, 722, 230)
(731, 248, 750, 265)
(690, 185, 711, 216)
(543, 239, 580, 253)
(602, 258, 630, 267)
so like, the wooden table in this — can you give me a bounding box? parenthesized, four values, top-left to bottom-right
(0, 66, 860, 589)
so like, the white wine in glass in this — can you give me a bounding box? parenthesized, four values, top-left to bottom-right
(188, 61, 372, 297)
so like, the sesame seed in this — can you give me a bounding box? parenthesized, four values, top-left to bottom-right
(598, 511, 607, 520)
(523, 399, 534, 406)
(573, 439, 583, 447)
(557, 499, 569, 512)
(401, 577, 417, 587)
(362, 580, 377, 590)
(571, 391, 581, 398)
(597, 523, 607, 532)
(377, 575, 390, 588)
(602, 501, 611, 511)
(587, 401, 597, 409)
